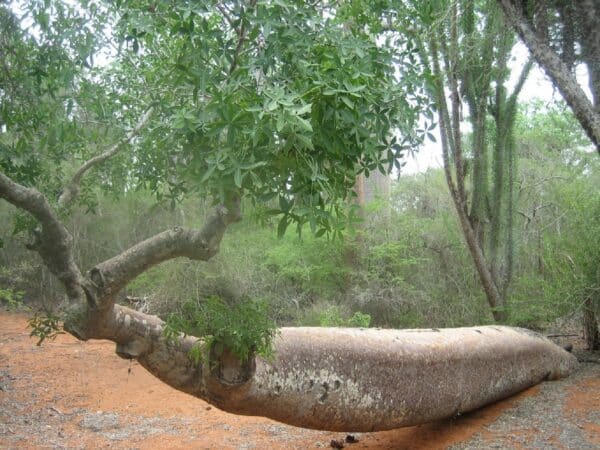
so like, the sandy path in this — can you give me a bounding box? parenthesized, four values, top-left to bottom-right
(1, 312, 598, 449)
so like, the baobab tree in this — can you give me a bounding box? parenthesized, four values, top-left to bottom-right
(0, 0, 577, 431)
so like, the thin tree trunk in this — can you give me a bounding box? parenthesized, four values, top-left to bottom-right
(503, 125, 516, 298)
(428, 35, 506, 322)
(583, 296, 600, 350)
(469, 102, 489, 251)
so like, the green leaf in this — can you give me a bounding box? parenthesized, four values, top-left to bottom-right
(266, 100, 278, 111)
(294, 103, 312, 115)
(241, 161, 268, 170)
(315, 228, 327, 238)
(276, 112, 285, 132)
(200, 164, 216, 183)
(296, 117, 313, 132)
(234, 168, 243, 188)
(277, 215, 290, 238)
(295, 134, 314, 150)
(341, 96, 355, 110)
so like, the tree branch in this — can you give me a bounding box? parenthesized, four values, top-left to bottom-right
(429, 35, 460, 207)
(507, 57, 534, 114)
(58, 107, 154, 207)
(447, 2, 467, 205)
(227, 0, 257, 76)
(87, 196, 242, 309)
(497, 0, 600, 153)
(0, 172, 87, 303)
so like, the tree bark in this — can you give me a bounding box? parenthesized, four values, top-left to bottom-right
(71, 304, 579, 431)
(0, 173, 88, 304)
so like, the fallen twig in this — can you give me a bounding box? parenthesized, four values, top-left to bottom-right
(49, 406, 63, 415)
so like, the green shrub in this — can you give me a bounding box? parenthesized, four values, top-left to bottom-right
(264, 232, 349, 299)
(28, 312, 64, 346)
(305, 305, 371, 328)
(347, 311, 372, 328)
(0, 287, 25, 310)
(163, 296, 277, 364)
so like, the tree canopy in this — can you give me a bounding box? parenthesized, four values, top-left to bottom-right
(1, 1, 430, 237)
(0, 0, 433, 411)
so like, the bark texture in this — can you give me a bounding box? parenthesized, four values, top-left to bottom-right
(238, 326, 577, 431)
(0, 173, 88, 304)
(101, 313, 578, 431)
(583, 297, 600, 350)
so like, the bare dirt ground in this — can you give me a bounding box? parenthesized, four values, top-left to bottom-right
(1, 311, 599, 450)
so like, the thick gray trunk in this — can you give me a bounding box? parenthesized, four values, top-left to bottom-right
(224, 326, 576, 431)
(97, 307, 577, 431)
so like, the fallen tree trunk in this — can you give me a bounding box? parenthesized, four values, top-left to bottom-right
(209, 326, 577, 431)
(118, 315, 577, 432)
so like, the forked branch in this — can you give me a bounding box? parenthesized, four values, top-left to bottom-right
(86, 196, 242, 309)
(1, 167, 241, 318)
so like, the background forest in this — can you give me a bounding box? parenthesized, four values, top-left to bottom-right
(2, 101, 598, 332)
(0, 0, 599, 350)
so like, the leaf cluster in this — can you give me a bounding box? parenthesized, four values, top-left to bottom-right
(28, 312, 64, 346)
(1, 2, 140, 213)
(111, 0, 430, 234)
(163, 296, 277, 364)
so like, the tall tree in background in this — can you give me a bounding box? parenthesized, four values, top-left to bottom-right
(496, 0, 599, 347)
(396, 0, 531, 321)
(497, 0, 600, 153)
